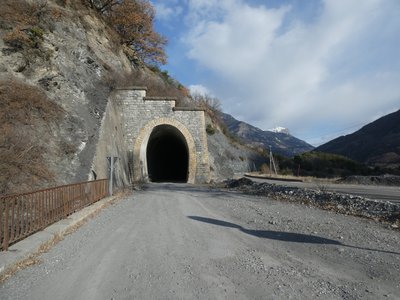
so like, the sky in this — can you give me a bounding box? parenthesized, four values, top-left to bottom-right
(150, 0, 400, 146)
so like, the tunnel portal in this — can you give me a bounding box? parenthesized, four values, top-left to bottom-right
(146, 125, 189, 182)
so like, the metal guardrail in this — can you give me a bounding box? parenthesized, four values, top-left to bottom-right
(0, 179, 109, 251)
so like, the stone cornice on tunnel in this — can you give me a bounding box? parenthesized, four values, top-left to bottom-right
(112, 87, 210, 184)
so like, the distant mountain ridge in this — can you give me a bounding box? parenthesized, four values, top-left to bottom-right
(220, 113, 314, 157)
(315, 109, 400, 168)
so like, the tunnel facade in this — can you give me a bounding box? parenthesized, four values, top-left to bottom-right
(146, 125, 189, 182)
(114, 87, 210, 184)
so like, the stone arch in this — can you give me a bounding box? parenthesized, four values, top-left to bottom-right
(133, 118, 197, 184)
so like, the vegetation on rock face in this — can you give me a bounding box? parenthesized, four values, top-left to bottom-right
(85, 0, 167, 66)
(1, 0, 48, 48)
(0, 79, 64, 194)
(85, 0, 120, 13)
(1, 0, 167, 66)
(103, 68, 190, 106)
(191, 92, 230, 132)
(206, 124, 216, 135)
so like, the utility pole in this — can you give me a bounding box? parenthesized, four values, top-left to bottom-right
(107, 156, 118, 196)
(269, 146, 278, 176)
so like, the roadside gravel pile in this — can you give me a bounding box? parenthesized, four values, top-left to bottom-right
(339, 175, 400, 186)
(222, 178, 400, 226)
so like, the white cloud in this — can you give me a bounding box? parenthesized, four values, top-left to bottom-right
(153, 1, 183, 21)
(186, 3, 288, 75)
(182, 0, 400, 143)
(189, 84, 211, 96)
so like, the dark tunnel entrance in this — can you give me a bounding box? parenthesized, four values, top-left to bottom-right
(146, 125, 189, 183)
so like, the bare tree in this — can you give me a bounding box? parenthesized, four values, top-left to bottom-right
(85, 0, 119, 13)
(191, 92, 222, 122)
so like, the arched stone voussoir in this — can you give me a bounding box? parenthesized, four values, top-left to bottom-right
(133, 118, 197, 184)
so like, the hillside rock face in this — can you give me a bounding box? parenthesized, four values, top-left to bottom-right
(206, 116, 266, 181)
(0, 1, 259, 193)
(316, 109, 400, 168)
(220, 113, 314, 157)
(1, 3, 133, 193)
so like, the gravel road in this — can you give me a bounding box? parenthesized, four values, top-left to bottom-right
(1, 183, 399, 299)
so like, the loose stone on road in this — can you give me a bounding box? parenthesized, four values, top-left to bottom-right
(1, 183, 399, 299)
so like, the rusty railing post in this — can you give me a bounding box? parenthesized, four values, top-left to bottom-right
(0, 179, 109, 251)
(3, 198, 9, 251)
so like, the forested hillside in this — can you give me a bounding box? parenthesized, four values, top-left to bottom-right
(316, 109, 400, 169)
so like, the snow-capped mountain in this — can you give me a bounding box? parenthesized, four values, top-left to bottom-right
(269, 127, 290, 135)
(220, 113, 314, 157)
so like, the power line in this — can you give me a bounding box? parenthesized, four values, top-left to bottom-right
(307, 121, 367, 141)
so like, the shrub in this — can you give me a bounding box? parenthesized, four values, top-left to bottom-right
(284, 151, 372, 178)
(30, 27, 45, 39)
(260, 163, 270, 174)
(206, 124, 216, 135)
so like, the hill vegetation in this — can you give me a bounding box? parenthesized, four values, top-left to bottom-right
(257, 110, 400, 179)
(316, 109, 400, 170)
(272, 151, 400, 179)
(280, 152, 371, 178)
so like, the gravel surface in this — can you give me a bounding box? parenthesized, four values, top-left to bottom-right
(0, 183, 399, 299)
(223, 178, 400, 226)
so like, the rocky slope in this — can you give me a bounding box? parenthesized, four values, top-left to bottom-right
(221, 113, 314, 157)
(0, 0, 260, 193)
(316, 109, 400, 168)
(206, 116, 266, 181)
(1, 1, 127, 193)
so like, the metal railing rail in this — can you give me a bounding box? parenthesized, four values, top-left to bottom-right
(0, 179, 109, 251)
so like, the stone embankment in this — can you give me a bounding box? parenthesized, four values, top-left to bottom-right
(221, 178, 400, 227)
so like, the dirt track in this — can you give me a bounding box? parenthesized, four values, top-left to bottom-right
(1, 183, 399, 299)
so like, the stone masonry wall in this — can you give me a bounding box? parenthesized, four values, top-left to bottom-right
(112, 87, 210, 184)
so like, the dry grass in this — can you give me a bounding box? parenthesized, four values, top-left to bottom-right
(0, 232, 65, 284)
(104, 68, 190, 106)
(0, 232, 62, 283)
(0, 255, 42, 284)
(0, 78, 64, 195)
(0, 0, 48, 47)
(0, 0, 42, 28)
